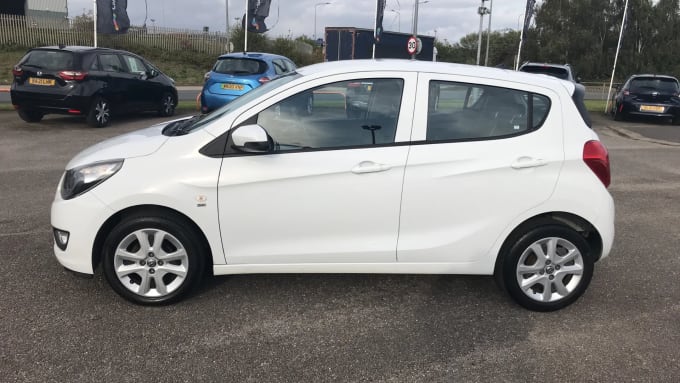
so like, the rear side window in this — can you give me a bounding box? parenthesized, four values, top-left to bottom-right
(629, 78, 679, 93)
(99, 54, 124, 72)
(213, 58, 267, 75)
(520, 65, 569, 80)
(426, 81, 551, 141)
(21, 50, 74, 70)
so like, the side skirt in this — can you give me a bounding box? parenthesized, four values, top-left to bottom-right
(213, 262, 492, 276)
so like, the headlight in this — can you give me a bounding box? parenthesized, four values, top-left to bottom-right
(61, 160, 123, 200)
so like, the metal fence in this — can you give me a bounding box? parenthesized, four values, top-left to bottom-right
(0, 14, 229, 55)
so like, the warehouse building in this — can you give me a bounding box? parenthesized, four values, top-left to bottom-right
(0, 0, 68, 21)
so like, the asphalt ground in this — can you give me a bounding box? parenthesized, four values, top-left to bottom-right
(1, 111, 679, 382)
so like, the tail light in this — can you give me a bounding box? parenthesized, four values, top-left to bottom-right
(258, 76, 270, 84)
(58, 71, 87, 81)
(12, 66, 23, 76)
(583, 140, 611, 187)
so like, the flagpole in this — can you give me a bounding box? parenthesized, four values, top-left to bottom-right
(93, 0, 97, 47)
(372, 1, 378, 59)
(605, 0, 629, 113)
(244, 0, 248, 52)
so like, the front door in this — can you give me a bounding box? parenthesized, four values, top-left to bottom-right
(217, 74, 417, 264)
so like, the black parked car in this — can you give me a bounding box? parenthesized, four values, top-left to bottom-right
(610, 74, 680, 124)
(11, 46, 177, 127)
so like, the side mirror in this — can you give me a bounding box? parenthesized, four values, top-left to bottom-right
(231, 124, 274, 153)
(148, 69, 158, 78)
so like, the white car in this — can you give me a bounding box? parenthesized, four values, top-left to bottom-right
(51, 60, 614, 311)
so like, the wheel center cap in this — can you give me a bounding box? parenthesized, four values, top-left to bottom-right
(147, 259, 157, 268)
(545, 266, 555, 275)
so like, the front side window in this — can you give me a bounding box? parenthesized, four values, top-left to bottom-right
(122, 55, 147, 74)
(254, 78, 404, 151)
(426, 81, 550, 141)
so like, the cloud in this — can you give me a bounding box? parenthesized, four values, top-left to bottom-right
(69, 0, 530, 43)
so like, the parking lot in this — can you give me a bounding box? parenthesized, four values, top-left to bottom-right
(1, 111, 679, 382)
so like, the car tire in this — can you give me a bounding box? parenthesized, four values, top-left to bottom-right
(102, 212, 205, 305)
(17, 109, 44, 123)
(158, 92, 176, 117)
(498, 224, 594, 312)
(87, 96, 111, 128)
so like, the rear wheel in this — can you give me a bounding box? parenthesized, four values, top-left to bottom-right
(87, 96, 111, 128)
(612, 102, 625, 121)
(158, 92, 176, 117)
(498, 225, 594, 311)
(102, 213, 205, 305)
(17, 109, 44, 123)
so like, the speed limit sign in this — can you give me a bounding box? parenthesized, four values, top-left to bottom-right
(407, 36, 417, 55)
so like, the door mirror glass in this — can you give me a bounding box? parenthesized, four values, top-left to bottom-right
(231, 124, 274, 153)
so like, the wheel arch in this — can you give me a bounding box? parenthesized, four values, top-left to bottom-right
(91, 204, 213, 274)
(493, 211, 603, 276)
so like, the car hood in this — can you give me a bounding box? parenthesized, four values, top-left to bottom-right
(65, 117, 188, 170)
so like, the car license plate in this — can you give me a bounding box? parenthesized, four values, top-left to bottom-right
(221, 83, 244, 90)
(28, 77, 55, 86)
(640, 105, 664, 113)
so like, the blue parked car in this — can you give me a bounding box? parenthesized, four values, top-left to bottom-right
(200, 52, 297, 113)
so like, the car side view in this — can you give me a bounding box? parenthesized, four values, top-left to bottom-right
(610, 74, 680, 124)
(11, 45, 178, 127)
(51, 60, 614, 311)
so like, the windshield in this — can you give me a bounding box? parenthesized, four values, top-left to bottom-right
(629, 78, 679, 93)
(185, 72, 302, 133)
(521, 65, 569, 80)
(214, 58, 267, 75)
(21, 50, 75, 70)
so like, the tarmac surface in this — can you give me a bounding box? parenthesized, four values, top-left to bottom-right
(1, 111, 679, 382)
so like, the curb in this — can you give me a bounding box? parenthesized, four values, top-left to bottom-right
(600, 124, 680, 147)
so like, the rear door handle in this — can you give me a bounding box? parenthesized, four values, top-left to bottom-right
(511, 157, 548, 169)
(351, 161, 392, 174)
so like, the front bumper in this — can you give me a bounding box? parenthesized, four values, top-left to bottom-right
(51, 186, 114, 274)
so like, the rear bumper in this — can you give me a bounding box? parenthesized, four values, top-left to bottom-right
(620, 101, 680, 118)
(11, 89, 91, 115)
(200, 90, 239, 113)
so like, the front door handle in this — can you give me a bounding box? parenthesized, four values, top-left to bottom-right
(511, 157, 548, 169)
(351, 161, 392, 174)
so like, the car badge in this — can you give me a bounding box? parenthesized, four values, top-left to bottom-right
(652, 91, 659, 97)
(37, 71, 43, 76)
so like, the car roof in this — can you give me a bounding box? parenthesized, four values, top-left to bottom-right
(296, 59, 575, 93)
(32, 46, 129, 54)
(217, 52, 290, 61)
(628, 74, 679, 81)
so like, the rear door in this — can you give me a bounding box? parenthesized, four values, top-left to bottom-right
(397, 74, 563, 270)
(95, 53, 129, 112)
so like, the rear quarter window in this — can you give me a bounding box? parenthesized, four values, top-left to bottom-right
(21, 50, 75, 70)
(426, 80, 552, 141)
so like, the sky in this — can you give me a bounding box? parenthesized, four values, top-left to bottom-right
(66, 0, 532, 44)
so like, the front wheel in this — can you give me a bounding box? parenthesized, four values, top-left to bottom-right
(498, 225, 594, 311)
(102, 213, 205, 305)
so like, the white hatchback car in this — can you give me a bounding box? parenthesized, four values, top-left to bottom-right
(51, 60, 614, 311)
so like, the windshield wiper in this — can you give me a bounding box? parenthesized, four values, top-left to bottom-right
(22, 64, 43, 69)
(164, 114, 207, 136)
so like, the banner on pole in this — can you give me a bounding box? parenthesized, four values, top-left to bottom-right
(521, 0, 535, 38)
(375, 0, 386, 43)
(242, 0, 271, 33)
(96, 0, 130, 34)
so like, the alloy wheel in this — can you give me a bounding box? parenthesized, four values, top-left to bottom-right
(113, 228, 189, 298)
(515, 237, 584, 303)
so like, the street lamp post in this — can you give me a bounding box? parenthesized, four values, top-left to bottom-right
(476, 0, 490, 66)
(484, 0, 493, 66)
(411, 0, 429, 60)
(314, 2, 331, 40)
(225, 0, 230, 53)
